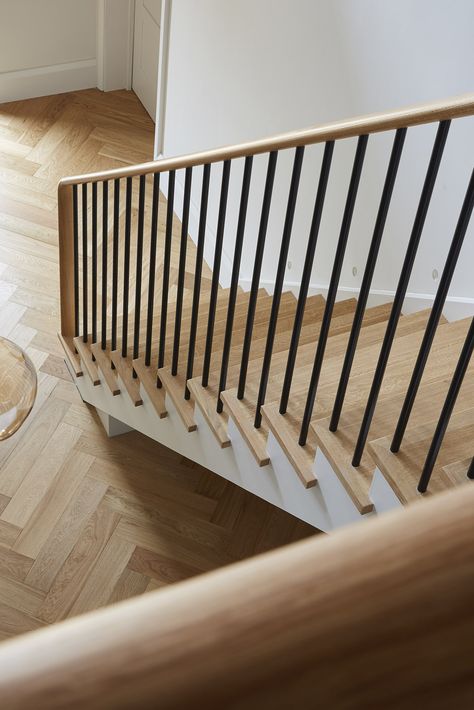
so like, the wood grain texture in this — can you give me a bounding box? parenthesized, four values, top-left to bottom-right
(0, 484, 473, 709)
(0, 90, 316, 641)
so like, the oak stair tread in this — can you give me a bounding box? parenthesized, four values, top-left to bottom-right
(368, 405, 474, 505)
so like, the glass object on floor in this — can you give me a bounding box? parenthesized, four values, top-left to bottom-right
(0, 337, 37, 440)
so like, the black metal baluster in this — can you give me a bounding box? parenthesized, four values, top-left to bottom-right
(296, 135, 368, 443)
(171, 168, 192, 375)
(202, 160, 231, 387)
(468, 457, 474, 480)
(111, 178, 120, 353)
(391, 168, 474, 452)
(121, 177, 133, 357)
(158, 171, 175, 369)
(216, 157, 253, 411)
(82, 183, 88, 342)
(92, 182, 98, 345)
(184, 163, 211, 397)
(133, 175, 146, 367)
(352, 121, 451, 466)
(101, 181, 109, 349)
(328, 128, 407, 435)
(280, 141, 334, 415)
(72, 184, 79, 338)
(418, 317, 474, 493)
(254, 146, 305, 428)
(145, 173, 160, 367)
(238, 151, 278, 399)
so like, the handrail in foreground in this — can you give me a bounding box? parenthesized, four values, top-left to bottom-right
(0, 484, 473, 709)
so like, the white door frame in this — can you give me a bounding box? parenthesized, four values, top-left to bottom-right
(96, 0, 171, 146)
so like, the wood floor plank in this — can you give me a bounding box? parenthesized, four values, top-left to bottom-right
(37, 502, 121, 623)
(25, 476, 109, 592)
(1, 422, 83, 527)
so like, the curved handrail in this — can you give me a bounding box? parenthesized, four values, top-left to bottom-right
(0, 483, 473, 709)
(58, 93, 474, 187)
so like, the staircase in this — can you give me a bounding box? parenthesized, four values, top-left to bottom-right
(58, 95, 474, 531)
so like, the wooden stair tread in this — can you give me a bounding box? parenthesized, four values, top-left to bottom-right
(157, 368, 197, 432)
(220, 389, 270, 466)
(132, 358, 167, 418)
(313, 353, 474, 513)
(368, 406, 474, 505)
(110, 350, 143, 407)
(187, 378, 230, 449)
(90, 342, 121, 395)
(58, 334, 82, 377)
(73, 337, 100, 386)
(261, 403, 317, 488)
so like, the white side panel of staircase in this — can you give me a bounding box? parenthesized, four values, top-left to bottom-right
(369, 467, 404, 514)
(314, 448, 374, 528)
(74, 372, 336, 531)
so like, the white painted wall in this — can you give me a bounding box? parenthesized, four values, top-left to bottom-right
(0, 0, 98, 101)
(158, 0, 474, 309)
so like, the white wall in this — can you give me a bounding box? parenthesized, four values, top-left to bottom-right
(158, 0, 474, 310)
(0, 0, 98, 101)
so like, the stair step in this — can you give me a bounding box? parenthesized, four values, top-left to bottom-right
(223, 303, 419, 478)
(132, 358, 167, 418)
(90, 342, 121, 396)
(110, 350, 143, 406)
(312, 320, 473, 512)
(158, 368, 197, 432)
(58, 334, 83, 377)
(368, 405, 474, 505)
(187, 378, 231, 449)
(261, 404, 317, 488)
(73, 337, 100, 386)
(220, 389, 270, 467)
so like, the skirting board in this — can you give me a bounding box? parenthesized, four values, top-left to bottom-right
(0, 59, 97, 103)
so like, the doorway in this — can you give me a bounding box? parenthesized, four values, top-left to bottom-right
(132, 0, 162, 120)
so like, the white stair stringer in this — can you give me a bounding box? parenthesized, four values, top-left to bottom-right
(72, 369, 404, 532)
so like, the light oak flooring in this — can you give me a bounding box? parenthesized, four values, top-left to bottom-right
(0, 89, 315, 641)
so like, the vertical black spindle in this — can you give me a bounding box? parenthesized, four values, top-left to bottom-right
(158, 171, 175, 369)
(327, 128, 407, 438)
(254, 146, 305, 428)
(291, 136, 367, 440)
(238, 151, 278, 399)
(352, 120, 451, 466)
(216, 157, 253, 411)
(184, 163, 211, 397)
(279, 141, 334, 415)
(391, 168, 474, 453)
(81, 183, 88, 342)
(133, 175, 146, 366)
(202, 160, 231, 388)
(467, 457, 474, 480)
(111, 178, 120, 352)
(121, 177, 133, 357)
(92, 182, 98, 345)
(418, 317, 474, 493)
(171, 168, 192, 374)
(145, 173, 160, 367)
(72, 184, 79, 338)
(101, 181, 108, 349)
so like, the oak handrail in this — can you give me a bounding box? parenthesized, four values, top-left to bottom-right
(0, 483, 473, 709)
(58, 93, 474, 187)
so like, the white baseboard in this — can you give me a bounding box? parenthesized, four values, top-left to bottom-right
(0, 59, 97, 103)
(237, 276, 474, 322)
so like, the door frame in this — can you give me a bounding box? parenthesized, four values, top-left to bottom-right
(96, 0, 171, 144)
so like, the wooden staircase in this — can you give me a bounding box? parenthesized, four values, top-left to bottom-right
(58, 94, 474, 530)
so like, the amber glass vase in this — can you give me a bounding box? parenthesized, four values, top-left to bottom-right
(0, 338, 37, 440)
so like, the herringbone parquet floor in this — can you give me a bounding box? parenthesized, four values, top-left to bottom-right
(0, 89, 316, 641)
